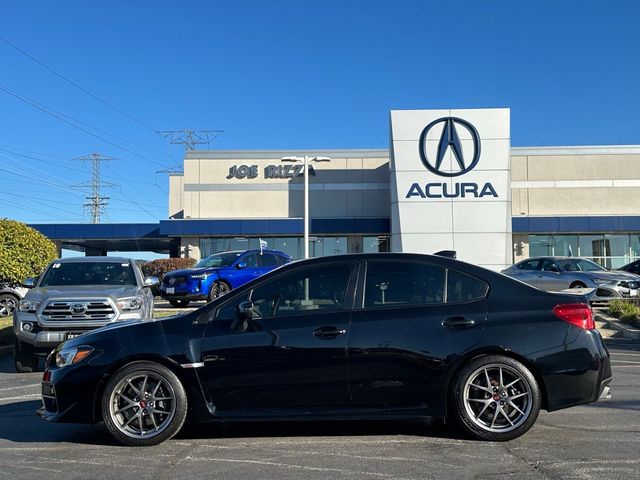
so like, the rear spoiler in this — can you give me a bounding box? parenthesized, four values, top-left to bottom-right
(434, 250, 457, 259)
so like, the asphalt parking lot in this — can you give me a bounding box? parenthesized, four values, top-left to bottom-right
(0, 338, 638, 480)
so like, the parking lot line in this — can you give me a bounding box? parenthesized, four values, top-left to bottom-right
(0, 384, 40, 392)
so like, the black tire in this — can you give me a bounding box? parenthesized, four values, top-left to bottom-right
(101, 361, 188, 447)
(570, 282, 587, 289)
(208, 280, 231, 302)
(0, 293, 19, 317)
(450, 355, 541, 441)
(168, 299, 190, 308)
(14, 340, 38, 373)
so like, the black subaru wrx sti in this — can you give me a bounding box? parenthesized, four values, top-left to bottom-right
(38, 253, 612, 446)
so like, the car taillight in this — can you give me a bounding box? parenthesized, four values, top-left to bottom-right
(553, 303, 595, 330)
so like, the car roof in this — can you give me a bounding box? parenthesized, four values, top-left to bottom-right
(51, 256, 134, 264)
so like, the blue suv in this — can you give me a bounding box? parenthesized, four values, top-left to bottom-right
(160, 249, 292, 307)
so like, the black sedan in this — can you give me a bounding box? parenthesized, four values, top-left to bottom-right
(38, 253, 612, 446)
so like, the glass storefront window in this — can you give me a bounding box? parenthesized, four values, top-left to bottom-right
(554, 235, 578, 257)
(363, 236, 390, 253)
(579, 235, 605, 265)
(200, 235, 355, 260)
(272, 237, 301, 260)
(529, 235, 554, 257)
(605, 234, 630, 269)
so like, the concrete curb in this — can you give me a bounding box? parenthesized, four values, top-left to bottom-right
(595, 311, 640, 340)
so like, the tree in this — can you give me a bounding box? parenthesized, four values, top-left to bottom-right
(0, 219, 58, 284)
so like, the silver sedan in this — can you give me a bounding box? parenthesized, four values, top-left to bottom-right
(502, 256, 640, 299)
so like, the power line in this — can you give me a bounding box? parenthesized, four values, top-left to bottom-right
(0, 35, 158, 134)
(0, 84, 169, 168)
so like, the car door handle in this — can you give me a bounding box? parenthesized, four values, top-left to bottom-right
(203, 354, 226, 363)
(313, 326, 347, 339)
(442, 317, 476, 329)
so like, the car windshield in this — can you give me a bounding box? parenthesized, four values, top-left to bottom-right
(195, 252, 242, 268)
(560, 259, 606, 272)
(39, 262, 136, 287)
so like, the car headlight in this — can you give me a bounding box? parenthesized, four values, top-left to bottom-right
(55, 346, 93, 368)
(18, 299, 40, 313)
(116, 296, 144, 311)
(592, 277, 612, 285)
(189, 273, 208, 280)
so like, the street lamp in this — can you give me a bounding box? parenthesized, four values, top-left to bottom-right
(280, 155, 331, 260)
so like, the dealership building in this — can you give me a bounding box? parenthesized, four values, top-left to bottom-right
(34, 108, 640, 270)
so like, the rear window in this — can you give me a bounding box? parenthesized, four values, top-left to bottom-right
(40, 262, 136, 287)
(446, 270, 488, 303)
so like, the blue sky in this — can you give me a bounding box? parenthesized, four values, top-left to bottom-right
(1, 0, 639, 227)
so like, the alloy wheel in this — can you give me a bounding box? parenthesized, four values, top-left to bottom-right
(0, 297, 18, 316)
(108, 371, 177, 440)
(463, 363, 533, 433)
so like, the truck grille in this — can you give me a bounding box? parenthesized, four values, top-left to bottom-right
(41, 300, 116, 322)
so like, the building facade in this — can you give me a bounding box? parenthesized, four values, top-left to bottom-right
(33, 108, 640, 270)
(166, 109, 640, 270)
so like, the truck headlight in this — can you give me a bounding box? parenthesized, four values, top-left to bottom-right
(116, 296, 144, 311)
(55, 346, 93, 368)
(18, 300, 40, 313)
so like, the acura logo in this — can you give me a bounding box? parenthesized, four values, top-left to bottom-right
(168, 277, 176, 286)
(70, 303, 88, 315)
(419, 117, 481, 177)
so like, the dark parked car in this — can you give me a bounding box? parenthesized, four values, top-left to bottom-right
(160, 249, 292, 307)
(618, 259, 640, 276)
(39, 253, 611, 446)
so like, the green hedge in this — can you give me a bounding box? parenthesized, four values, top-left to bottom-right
(0, 218, 58, 284)
(141, 258, 197, 281)
(608, 299, 640, 329)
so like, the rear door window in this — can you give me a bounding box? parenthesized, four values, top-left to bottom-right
(259, 253, 280, 267)
(364, 260, 445, 308)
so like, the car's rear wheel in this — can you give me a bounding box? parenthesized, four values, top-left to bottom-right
(451, 355, 541, 441)
(102, 361, 188, 446)
(14, 340, 38, 373)
(208, 280, 231, 302)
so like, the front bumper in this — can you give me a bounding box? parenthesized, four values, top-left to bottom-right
(37, 357, 106, 424)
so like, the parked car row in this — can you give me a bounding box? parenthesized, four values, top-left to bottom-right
(501, 256, 640, 301)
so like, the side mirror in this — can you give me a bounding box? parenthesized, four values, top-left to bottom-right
(236, 262, 247, 270)
(231, 301, 254, 332)
(22, 277, 36, 288)
(143, 276, 159, 287)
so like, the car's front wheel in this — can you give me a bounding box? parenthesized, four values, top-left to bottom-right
(450, 355, 541, 441)
(101, 361, 188, 446)
(208, 280, 231, 302)
(0, 293, 19, 317)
